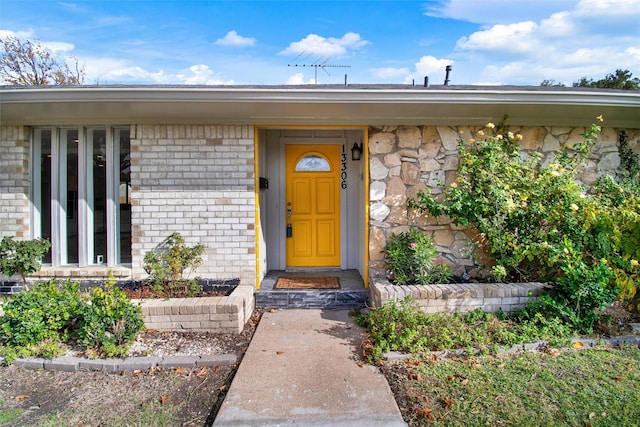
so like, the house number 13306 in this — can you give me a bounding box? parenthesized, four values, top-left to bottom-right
(341, 145, 347, 189)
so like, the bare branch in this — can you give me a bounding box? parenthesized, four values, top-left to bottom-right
(0, 35, 85, 85)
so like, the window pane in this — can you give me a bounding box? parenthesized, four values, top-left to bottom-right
(295, 154, 331, 171)
(65, 129, 79, 264)
(92, 129, 107, 264)
(39, 130, 52, 264)
(118, 129, 132, 264)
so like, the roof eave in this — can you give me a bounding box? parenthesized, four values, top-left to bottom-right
(1, 86, 638, 128)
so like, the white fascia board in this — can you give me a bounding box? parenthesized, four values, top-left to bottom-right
(1, 86, 639, 127)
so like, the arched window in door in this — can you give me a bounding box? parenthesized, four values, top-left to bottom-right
(295, 154, 331, 172)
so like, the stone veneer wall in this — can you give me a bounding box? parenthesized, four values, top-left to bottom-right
(130, 125, 256, 285)
(367, 125, 640, 280)
(0, 126, 30, 240)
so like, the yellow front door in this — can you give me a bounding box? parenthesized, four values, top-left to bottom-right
(286, 144, 340, 267)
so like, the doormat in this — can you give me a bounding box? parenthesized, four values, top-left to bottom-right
(274, 276, 340, 289)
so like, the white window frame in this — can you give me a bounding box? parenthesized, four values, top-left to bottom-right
(31, 126, 131, 267)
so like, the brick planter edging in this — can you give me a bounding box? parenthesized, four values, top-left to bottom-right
(135, 285, 255, 334)
(370, 279, 548, 313)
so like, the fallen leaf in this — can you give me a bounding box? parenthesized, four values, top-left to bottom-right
(589, 412, 596, 419)
(572, 341, 584, 349)
(214, 365, 222, 373)
(461, 378, 469, 386)
(614, 375, 623, 382)
(219, 385, 228, 392)
(132, 370, 142, 377)
(196, 366, 210, 377)
(15, 395, 30, 401)
(549, 349, 560, 357)
(276, 351, 284, 355)
(175, 367, 187, 375)
(443, 398, 454, 410)
(497, 363, 506, 369)
(415, 407, 433, 419)
(160, 395, 170, 405)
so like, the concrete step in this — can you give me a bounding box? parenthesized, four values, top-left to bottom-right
(255, 289, 369, 309)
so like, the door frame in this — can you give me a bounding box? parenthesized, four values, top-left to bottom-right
(254, 126, 369, 289)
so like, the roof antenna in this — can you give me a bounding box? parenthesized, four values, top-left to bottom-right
(444, 65, 452, 85)
(288, 54, 351, 84)
(424, 76, 429, 87)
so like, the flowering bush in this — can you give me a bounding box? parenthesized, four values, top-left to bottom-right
(382, 228, 452, 285)
(409, 117, 640, 330)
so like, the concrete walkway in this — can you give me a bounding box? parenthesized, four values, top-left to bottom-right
(213, 309, 407, 426)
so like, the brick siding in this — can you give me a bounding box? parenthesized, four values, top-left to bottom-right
(130, 125, 256, 284)
(0, 126, 30, 239)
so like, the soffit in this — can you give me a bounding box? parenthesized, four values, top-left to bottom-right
(1, 85, 638, 128)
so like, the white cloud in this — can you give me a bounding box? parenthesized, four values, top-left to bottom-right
(215, 30, 256, 47)
(447, 0, 640, 85)
(404, 56, 454, 85)
(281, 32, 369, 57)
(41, 41, 75, 53)
(575, 0, 640, 16)
(456, 21, 539, 53)
(539, 12, 574, 37)
(101, 66, 170, 83)
(0, 29, 35, 40)
(84, 60, 234, 85)
(371, 67, 410, 79)
(286, 72, 316, 85)
(176, 64, 233, 85)
(425, 0, 580, 24)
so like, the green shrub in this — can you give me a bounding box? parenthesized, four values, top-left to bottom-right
(0, 279, 144, 363)
(356, 298, 574, 362)
(143, 232, 205, 297)
(382, 228, 452, 285)
(408, 117, 639, 329)
(76, 283, 144, 357)
(0, 281, 82, 349)
(0, 237, 51, 287)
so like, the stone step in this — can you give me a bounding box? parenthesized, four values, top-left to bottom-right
(255, 289, 369, 309)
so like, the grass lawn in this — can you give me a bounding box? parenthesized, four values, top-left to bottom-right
(383, 346, 640, 427)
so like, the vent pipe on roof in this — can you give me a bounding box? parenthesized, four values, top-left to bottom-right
(444, 65, 452, 85)
(424, 76, 429, 87)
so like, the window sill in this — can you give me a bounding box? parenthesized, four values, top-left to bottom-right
(31, 266, 132, 280)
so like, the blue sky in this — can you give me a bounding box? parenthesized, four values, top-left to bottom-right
(1, 0, 639, 86)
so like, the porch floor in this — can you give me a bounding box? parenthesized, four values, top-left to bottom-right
(255, 269, 369, 309)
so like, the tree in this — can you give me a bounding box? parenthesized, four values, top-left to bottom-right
(540, 79, 566, 87)
(0, 35, 85, 85)
(573, 69, 640, 90)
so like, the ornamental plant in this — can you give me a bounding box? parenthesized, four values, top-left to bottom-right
(409, 117, 640, 330)
(0, 236, 51, 288)
(143, 232, 206, 297)
(0, 279, 144, 362)
(382, 228, 452, 285)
